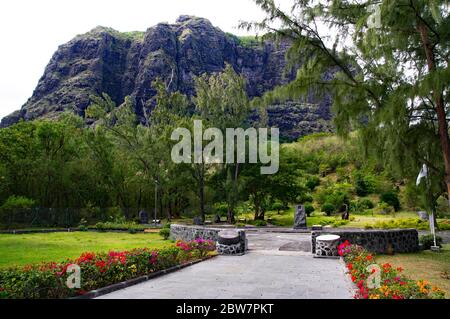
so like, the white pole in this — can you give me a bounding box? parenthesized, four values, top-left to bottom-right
(430, 211, 437, 247)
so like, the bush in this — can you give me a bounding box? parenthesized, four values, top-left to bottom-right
(78, 225, 88, 232)
(350, 198, 374, 213)
(354, 172, 378, 197)
(368, 218, 429, 230)
(304, 204, 315, 217)
(332, 220, 349, 227)
(306, 176, 320, 191)
(436, 196, 450, 217)
(253, 219, 267, 227)
(214, 203, 228, 217)
(321, 203, 335, 216)
(419, 235, 443, 249)
(358, 198, 374, 210)
(438, 220, 450, 230)
(380, 191, 401, 212)
(0, 196, 35, 210)
(92, 221, 146, 232)
(159, 228, 170, 240)
(271, 201, 285, 214)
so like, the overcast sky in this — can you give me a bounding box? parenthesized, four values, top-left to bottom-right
(0, 0, 272, 120)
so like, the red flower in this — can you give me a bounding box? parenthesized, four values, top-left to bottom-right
(95, 260, 106, 272)
(366, 255, 373, 261)
(396, 267, 403, 272)
(76, 252, 96, 264)
(351, 276, 357, 282)
(357, 280, 365, 288)
(347, 263, 353, 271)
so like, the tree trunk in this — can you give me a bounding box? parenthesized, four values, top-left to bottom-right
(227, 163, 240, 224)
(198, 164, 205, 222)
(417, 21, 450, 206)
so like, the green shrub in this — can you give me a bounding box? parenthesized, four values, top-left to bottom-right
(358, 198, 374, 209)
(332, 220, 349, 227)
(0, 196, 35, 210)
(159, 228, 170, 240)
(436, 196, 450, 217)
(438, 219, 450, 230)
(380, 191, 401, 211)
(354, 172, 378, 197)
(369, 218, 429, 230)
(128, 228, 137, 234)
(78, 225, 88, 232)
(304, 204, 315, 217)
(321, 203, 335, 216)
(420, 235, 443, 249)
(93, 221, 146, 232)
(271, 201, 285, 214)
(253, 219, 267, 227)
(351, 198, 374, 213)
(306, 176, 320, 191)
(214, 203, 228, 217)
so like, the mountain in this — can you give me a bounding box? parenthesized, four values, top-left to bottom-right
(0, 15, 333, 140)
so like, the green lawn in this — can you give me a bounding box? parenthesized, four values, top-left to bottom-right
(234, 208, 448, 229)
(376, 244, 450, 297)
(0, 231, 173, 269)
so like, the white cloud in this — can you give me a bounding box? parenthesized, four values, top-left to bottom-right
(0, 0, 267, 120)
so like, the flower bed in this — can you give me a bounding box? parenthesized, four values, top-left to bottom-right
(0, 240, 216, 299)
(339, 241, 445, 299)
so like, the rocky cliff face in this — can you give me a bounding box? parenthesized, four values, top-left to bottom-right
(1, 16, 333, 140)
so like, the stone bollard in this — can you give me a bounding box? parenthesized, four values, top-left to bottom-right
(315, 234, 341, 257)
(216, 230, 246, 255)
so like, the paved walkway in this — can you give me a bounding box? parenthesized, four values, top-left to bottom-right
(98, 232, 353, 299)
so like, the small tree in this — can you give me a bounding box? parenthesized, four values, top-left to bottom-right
(321, 203, 335, 216)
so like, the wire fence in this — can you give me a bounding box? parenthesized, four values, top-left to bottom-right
(0, 207, 148, 229)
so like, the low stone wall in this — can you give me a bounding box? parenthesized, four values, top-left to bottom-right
(311, 229, 419, 254)
(169, 224, 224, 242)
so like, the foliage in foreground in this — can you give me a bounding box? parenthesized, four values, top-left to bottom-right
(0, 240, 216, 299)
(339, 241, 445, 299)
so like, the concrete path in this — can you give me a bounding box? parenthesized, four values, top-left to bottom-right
(98, 232, 353, 299)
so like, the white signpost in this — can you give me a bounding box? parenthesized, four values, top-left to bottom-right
(416, 164, 439, 251)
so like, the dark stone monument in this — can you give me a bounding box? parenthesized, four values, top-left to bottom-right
(341, 204, 349, 220)
(213, 214, 221, 224)
(417, 211, 428, 221)
(293, 205, 307, 229)
(138, 210, 148, 224)
(193, 216, 204, 225)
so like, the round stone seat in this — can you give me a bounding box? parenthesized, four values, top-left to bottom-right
(315, 234, 341, 257)
(216, 230, 246, 255)
(217, 230, 241, 245)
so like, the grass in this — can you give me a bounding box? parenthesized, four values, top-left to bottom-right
(0, 231, 173, 269)
(234, 208, 449, 230)
(376, 244, 450, 297)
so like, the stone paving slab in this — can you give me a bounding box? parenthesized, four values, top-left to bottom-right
(98, 250, 353, 299)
